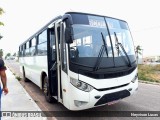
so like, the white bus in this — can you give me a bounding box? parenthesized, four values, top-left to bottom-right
(19, 12, 138, 110)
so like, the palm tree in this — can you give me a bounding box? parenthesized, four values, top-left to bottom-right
(135, 45, 142, 62)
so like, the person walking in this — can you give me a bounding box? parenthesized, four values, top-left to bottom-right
(0, 58, 9, 119)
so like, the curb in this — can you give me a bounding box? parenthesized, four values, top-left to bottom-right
(139, 80, 160, 86)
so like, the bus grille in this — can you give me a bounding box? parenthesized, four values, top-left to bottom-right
(94, 90, 130, 106)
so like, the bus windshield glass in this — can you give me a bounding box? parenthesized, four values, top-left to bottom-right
(69, 15, 135, 68)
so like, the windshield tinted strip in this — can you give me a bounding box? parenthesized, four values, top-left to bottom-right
(78, 65, 137, 79)
(70, 14, 89, 25)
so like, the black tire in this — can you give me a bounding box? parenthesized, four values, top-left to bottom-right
(23, 68, 30, 82)
(43, 76, 57, 103)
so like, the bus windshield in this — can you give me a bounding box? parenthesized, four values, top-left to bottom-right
(69, 15, 135, 68)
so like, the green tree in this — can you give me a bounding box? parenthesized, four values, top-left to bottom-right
(0, 8, 4, 15)
(13, 52, 16, 56)
(0, 49, 3, 58)
(0, 7, 4, 40)
(0, 7, 4, 26)
(5, 53, 11, 59)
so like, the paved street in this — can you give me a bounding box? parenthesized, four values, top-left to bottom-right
(5, 60, 160, 120)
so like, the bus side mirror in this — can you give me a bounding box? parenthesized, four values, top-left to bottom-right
(65, 27, 73, 43)
(62, 14, 73, 43)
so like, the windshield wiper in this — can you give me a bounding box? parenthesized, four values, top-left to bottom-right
(93, 32, 108, 71)
(93, 45, 105, 71)
(114, 32, 132, 67)
(101, 32, 108, 57)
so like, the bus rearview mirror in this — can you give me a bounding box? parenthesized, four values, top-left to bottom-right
(65, 28, 73, 43)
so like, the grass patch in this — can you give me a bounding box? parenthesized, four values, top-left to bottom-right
(138, 64, 160, 83)
(16, 76, 21, 81)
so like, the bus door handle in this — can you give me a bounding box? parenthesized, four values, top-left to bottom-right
(50, 62, 57, 71)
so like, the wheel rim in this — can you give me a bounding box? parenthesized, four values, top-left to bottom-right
(43, 79, 48, 96)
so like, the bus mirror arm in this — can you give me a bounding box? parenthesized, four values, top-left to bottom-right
(50, 62, 57, 71)
(62, 14, 73, 25)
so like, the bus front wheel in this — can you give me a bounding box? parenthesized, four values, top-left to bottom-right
(43, 76, 54, 103)
(23, 68, 29, 82)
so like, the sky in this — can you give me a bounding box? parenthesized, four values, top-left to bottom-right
(0, 0, 160, 57)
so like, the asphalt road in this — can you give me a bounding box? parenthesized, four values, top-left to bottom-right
(5, 60, 160, 120)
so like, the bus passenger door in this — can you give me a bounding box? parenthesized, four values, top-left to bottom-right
(55, 22, 68, 105)
(55, 22, 63, 103)
(59, 22, 70, 108)
(47, 27, 58, 100)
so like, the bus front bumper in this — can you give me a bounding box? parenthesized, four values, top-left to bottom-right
(68, 80, 138, 110)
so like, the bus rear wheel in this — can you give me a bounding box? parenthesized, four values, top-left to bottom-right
(43, 76, 55, 103)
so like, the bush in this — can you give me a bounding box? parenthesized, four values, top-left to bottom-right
(138, 65, 160, 83)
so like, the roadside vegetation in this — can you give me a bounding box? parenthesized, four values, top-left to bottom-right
(16, 76, 21, 81)
(138, 64, 160, 83)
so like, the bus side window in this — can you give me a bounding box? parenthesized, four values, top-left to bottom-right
(37, 30, 47, 56)
(30, 37, 37, 56)
(19, 46, 22, 57)
(24, 43, 26, 57)
(50, 30, 56, 61)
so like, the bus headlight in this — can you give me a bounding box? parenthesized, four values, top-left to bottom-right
(131, 73, 138, 83)
(70, 78, 93, 92)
